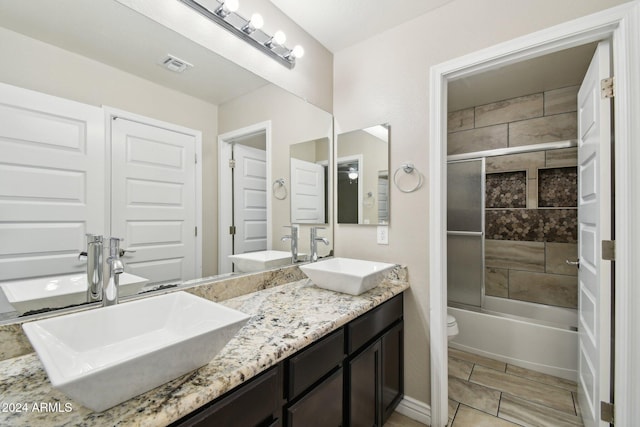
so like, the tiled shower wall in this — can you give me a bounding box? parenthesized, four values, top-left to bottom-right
(448, 86, 579, 309)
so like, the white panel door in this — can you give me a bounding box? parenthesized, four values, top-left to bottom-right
(233, 144, 267, 254)
(577, 40, 612, 427)
(0, 83, 104, 281)
(111, 118, 196, 285)
(290, 157, 325, 224)
(377, 174, 389, 223)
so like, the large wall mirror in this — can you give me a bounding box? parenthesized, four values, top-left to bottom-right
(336, 124, 390, 225)
(0, 0, 333, 321)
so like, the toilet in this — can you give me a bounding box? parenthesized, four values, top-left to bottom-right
(447, 314, 459, 341)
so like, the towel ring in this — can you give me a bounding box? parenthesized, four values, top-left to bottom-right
(393, 163, 423, 193)
(272, 178, 288, 200)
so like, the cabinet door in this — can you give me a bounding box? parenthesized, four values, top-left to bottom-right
(287, 368, 343, 427)
(173, 366, 281, 427)
(348, 341, 381, 427)
(382, 322, 404, 423)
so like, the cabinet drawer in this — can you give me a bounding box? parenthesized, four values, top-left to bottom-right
(347, 294, 402, 354)
(173, 366, 281, 427)
(286, 367, 343, 427)
(287, 328, 344, 399)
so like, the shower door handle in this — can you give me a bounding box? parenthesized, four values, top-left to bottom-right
(566, 259, 580, 268)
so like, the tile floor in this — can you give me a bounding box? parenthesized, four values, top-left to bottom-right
(447, 348, 583, 427)
(383, 348, 583, 427)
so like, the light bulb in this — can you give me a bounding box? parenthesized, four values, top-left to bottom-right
(215, 0, 238, 17)
(273, 30, 286, 45)
(225, 0, 239, 12)
(250, 13, 263, 30)
(290, 45, 304, 59)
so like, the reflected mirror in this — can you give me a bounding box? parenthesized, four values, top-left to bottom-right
(0, 0, 333, 321)
(337, 124, 390, 225)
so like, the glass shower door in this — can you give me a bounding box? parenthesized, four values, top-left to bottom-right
(447, 159, 484, 308)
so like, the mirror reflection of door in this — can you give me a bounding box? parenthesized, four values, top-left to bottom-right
(377, 171, 389, 223)
(230, 134, 268, 257)
(337, 157, 362, 224)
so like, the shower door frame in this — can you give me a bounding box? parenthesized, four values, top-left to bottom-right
(428, 3, 640, 427)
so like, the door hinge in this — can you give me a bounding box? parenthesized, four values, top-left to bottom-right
(602, 240, 615, 261)
(229, 225, 236, 235)
(229, 159, 236, 168)
(601, 401, 614, 424)
(194, 226, 198, 237)
(195, 154, 198, 164)
(601, 77, 614, 99)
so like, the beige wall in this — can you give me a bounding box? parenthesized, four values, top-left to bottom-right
(117, 0, 333, 112)
(0, 27, 220, 277)
(333, 0, 631, 405)
(218, 84, 333, 256)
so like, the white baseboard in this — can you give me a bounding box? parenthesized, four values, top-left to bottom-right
(395, 395, 431, 425)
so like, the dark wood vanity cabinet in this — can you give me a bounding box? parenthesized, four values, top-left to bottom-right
(171, 366, 282, 427)
(346, 295, 404, 427)
(172, 294, 403, 427)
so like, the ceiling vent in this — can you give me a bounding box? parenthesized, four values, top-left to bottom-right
(160, 54, 193, 73)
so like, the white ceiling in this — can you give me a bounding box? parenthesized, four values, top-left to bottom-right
(0, 0, 268, 105)
(448, 42, 598, 112)
(269, 0, 455, 52)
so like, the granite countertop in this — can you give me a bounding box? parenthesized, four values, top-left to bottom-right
(0, 275, 408, 427)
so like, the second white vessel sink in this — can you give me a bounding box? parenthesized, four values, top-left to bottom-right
(0, 272, 149, 315)
(228, 250, 294, 273)
(22, 291, 250, 412)
(300, 257, 395, 295)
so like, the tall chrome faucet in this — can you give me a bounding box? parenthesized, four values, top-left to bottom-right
(310, 227, 329, 262)
(79, 235, 125, 306)
(78, 234, 103, 303)
(281, 225, 300, 263)
(103, 237, 125, 307)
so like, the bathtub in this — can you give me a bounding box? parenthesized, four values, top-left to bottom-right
(448, 297, 578, 381)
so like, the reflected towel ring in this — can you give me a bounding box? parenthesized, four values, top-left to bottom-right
(272, 178, 288, 200)
(393, 163, 423, 193)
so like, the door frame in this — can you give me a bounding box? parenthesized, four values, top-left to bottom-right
(428, 3, 640, 427)
(103, 106, 203, 279)
(218, 121, 272, 274)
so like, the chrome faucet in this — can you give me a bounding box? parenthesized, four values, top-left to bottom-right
(78, 234, 103, 303)
(103, 237, 125, 307)
(310, 227, 329, 262)
(281, 225, 300, 263)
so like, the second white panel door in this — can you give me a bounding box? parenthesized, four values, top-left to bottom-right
(111, 118, 197, 284)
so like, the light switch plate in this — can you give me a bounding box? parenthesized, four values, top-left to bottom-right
(377, 226, 389, 245)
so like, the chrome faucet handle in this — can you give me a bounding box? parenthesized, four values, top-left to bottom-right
(119, 248, 136, 257)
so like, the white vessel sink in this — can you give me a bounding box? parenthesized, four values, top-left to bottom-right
(228, 250, 293, 273)
(300, 257, 395, 295)
(0, 272, 149, 315)
(22, 291, 250, 412)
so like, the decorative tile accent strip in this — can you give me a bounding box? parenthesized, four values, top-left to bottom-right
(485, 209, 577, 243)
(538, 167, 578, 207)
(486, 171, 527, 208)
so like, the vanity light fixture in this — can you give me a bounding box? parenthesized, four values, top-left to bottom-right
(178, 0, 304, 69)
(348, 168, 359, 181)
